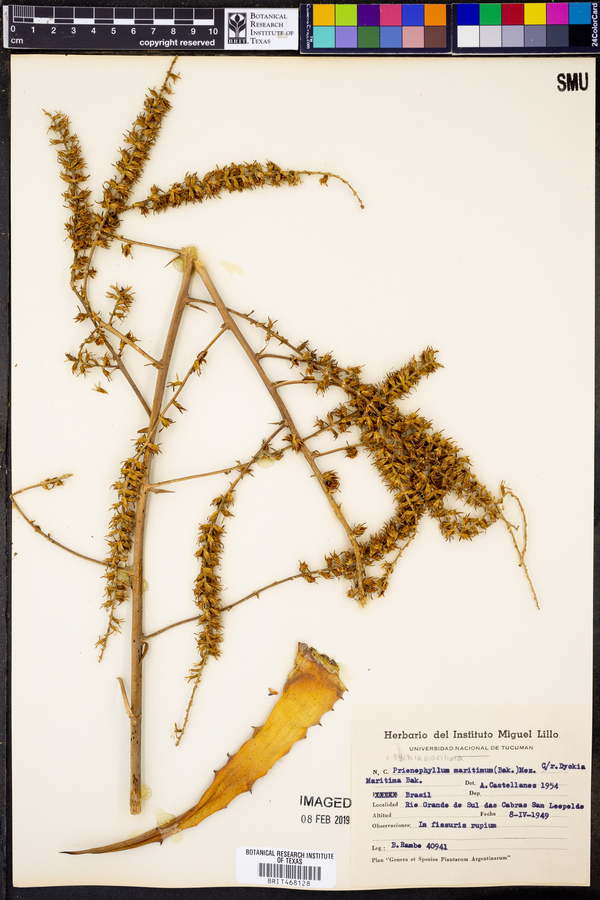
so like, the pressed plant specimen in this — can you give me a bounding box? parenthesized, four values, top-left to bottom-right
(66, 642, 347, 854)
(13, 58, 538, 851)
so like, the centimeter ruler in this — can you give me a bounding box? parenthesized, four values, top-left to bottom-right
(3, 5, 299, 50)
(4, 3, 600, 53)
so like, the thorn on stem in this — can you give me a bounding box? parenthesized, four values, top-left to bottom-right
(117, 677, 134, 719)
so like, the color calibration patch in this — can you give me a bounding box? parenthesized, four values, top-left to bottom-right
(301, 3, 600, 53)
(301, 4, 451, 53)
(455, 2, 599, 51)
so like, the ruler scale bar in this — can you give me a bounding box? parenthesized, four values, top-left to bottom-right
(4, 5, 299, 49)
(11, 5, 216, 25)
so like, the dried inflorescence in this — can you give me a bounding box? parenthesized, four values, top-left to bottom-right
(106, 284, 136, 326)
(45, 60, 179, 291)
(304, 344, 513, 601)
(169, 303, 536, 744)
(234, 312, 536, 608)
(97, 452, 148, 659)
(131, 161, 304, 215)
(176, 431, 285, 743)
(44, 110, 96, 284)
(173, 491, 229, 744)
(33, 58, 537, 826)
(99, 61, 180, 239)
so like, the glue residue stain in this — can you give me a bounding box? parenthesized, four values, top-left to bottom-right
(155, 807, 184, 843)
(141, 783, 152, 800)
(219, 259, 244, 276)
(155, 807, 176, 828)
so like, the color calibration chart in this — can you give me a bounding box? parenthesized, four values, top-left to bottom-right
(455, 2, 599, 50)
(302, 4, 450, 52)
(301, 3, 600, 53)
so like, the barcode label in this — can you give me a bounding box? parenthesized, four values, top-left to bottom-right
(237, 846, 336, 889)
(258, 862, 322, 880)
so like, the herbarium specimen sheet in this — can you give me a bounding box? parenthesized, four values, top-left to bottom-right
(10, 54, 594, 889)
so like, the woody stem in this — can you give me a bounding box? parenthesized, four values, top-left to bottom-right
(192, 257, 365, 604)
(128, 249, 195, 814)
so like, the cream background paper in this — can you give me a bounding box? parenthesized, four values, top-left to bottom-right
(11, 55, 594, 887)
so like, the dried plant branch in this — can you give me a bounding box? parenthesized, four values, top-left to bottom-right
(499, 484, 539, 610)
(296, 169, 364, 208)
(11, 475, 103, 566)
(192, 257, 367, 605)
(117, 676, 134, 719)
(149, 413, 348, 490)
(149, 463, 239, 490)
(103, 232, 182, 255)
(33, 58, 538, 846)
(175, 423, 286, 745)
(97, 335, 152, 415)
(94, 317, 161, 368)
(125, 248, 197, 811)
(125, 161, 363, 216)
(159, 323, 228, 421)
(144, 565, 329, 641)
(46, 59, 180, 416)
(313, 443, 361, 459)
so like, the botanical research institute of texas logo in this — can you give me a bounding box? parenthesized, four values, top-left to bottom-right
(228, 12, 247, 43)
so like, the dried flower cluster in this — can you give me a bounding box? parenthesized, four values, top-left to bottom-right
(44, 110, 96, 284)
(100, 63, 179, 239)
(177, 431, 284, 743)
(131, 162, 304, 215)
(97, 450, 148, 659)
(21, 58, 536, 822)
(214, 314, 535, 609)
(317, 349, 503, 600)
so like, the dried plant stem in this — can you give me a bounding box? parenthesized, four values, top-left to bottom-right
(105, 232, 182, 255)
(128, 249, 196, 814)
(296, 169, 364, 209)
(499, 484, 539, 610)
(78, 302, 152, 414)
(96, 317, 161, 367)
(150, 437, 358, 490)
(313, 443, 361, 459)
(192, 258, 366, 604)
(144, 566, 329, 641)
(159, 324, 228, 420)
(11, 476, 103, 566)
(175, 424, 285, 744)
(149, 463, 239, 490)
(99, 333, 152, 416)
(71, 211, 153, 417)
(117, 676, 134, 718)
(188, 297, 310, 364)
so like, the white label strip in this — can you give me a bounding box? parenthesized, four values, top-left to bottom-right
(224, 8, 298, 50)
(351, 705, 591, 888)
(237, 846, 336, 889)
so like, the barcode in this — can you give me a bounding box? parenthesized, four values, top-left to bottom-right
(257, 862, 322, 881)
